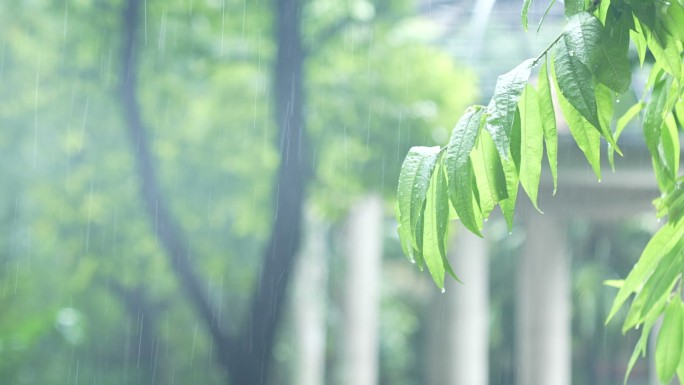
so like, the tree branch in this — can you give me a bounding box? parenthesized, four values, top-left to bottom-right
(118, 0, 233, 368)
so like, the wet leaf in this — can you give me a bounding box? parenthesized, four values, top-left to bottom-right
(538, 56, 558, 193)
(656, 298, 683, 384)
(518, 84, 543, 211)
(397, 146, 441, 257)
(446, 107, 485, 236)
(423, 164, 450, 288)
(486, 59, 535, 158)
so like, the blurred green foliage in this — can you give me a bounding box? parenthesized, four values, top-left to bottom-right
(0, 0, 476, 383)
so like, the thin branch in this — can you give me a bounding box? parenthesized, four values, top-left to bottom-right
(118, 0, 233, 367)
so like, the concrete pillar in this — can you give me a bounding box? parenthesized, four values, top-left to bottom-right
(292, 208, 329, 385)
(517, 214, 570, 385)
(427, 224, 489, 385)
(340, 195, 383, 385)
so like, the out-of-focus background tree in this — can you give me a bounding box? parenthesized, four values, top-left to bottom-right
(0, 0, 663, 384)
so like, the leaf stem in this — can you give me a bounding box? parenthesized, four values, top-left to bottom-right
(532, 32, 563, 66)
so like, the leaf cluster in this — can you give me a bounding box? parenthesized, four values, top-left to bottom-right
(397, 0, 684, 380)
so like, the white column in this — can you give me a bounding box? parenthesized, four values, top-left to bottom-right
(341, 195, 383, 385)
(427, 225, 489, 385)
(292, 208, 329, 385)
(517, 214, 571, 385)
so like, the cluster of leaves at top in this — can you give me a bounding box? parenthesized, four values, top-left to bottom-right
(396, 0, 684, 382)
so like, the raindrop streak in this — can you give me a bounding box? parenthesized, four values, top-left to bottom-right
(85, 181, 93, 253)
(221, 0, 226, 56)
(242, 0, 247, 41)
(34, 59, 40, 169)
(144, 0, 148, 45)
(158, 9, 167, 54)
(190, 322, 199, 367)
(62, 1, 69, 39)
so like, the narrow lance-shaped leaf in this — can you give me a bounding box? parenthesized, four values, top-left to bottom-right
(521, 0, 533, 30)
(595, 83, 621, 155)
(471, 128, 508, 219)
(486, 59, 535, 158)
(397, 146, 441, 260)
(607, 220, 684, 322)
(518, 84, 544, 211)
(609, 102, 644, 169)
(595, 13, 632, 93)
(554, 38, 602, 132)
(538, 56, 558, 193)
(446, 106, 485, 236)
(551, 57, 602, 180)
(422, 163, 450, 289)
(499, 109, 522, 231)
(656, 297, 684, 384)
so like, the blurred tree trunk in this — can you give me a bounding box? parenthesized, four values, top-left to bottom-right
(517, 214, 570, 385)
(340, 195, 383, 385)
(427, 225, 489, 385)
(291, 208, 329, 385)
(119, 0, 308, 383)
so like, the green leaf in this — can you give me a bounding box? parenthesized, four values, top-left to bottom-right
(486, 59, 535, 158)
(595, 14, 632, 93)
(470, 129, 508, 220)
(648, 34, 682, 81)
(537, 0, 557, 33)
(607, 220, 684, 322)
(562, 13, 603, 71)
(538, 56, 558, 193)
(595, 83, 621, 154)
(554, 36, 602, 132)
(643, 76, 669, 161)
(518, 84, 544, 211)
(609, 101, 644, 169)
(522, 0, 533, 30)
(565, 0, 585, 17)
(552, 58, 602, 180)
(630, 23, 648, 67)
(446, 107, 485, 236)
(499, 110, 522, 231)
(625, 293, 668, 384)
(397, 146, 441, 258)
(423, 164, 450, 289)
(656, 298, 684, 384)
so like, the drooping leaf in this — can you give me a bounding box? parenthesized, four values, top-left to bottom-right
(552, 60, 602, 180)
(446, 107, 485, 236)
(538, 56, 558, 193)
(423, 164, 450, 289)
(561, 12, 603, 70)
(607, 219, 684, 322)
(656, 298, 684, 384)
(486, 59, 535, 158)
(609, 101, 644, 168)
(518, 84, 544, 211)
(595, 14, 632, 93)
(522, 0, 533, 30)
(471, 129, 508, 219)
(595, 83, 621, 154)
(499, 109, 522, 231)
(625, 293, 668, 383)
(397, 146, 441, 257)
(554, 36, 602, 132)
(648, 33, 683, 81)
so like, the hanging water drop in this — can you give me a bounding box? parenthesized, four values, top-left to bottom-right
(441, 287, 446, 293)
